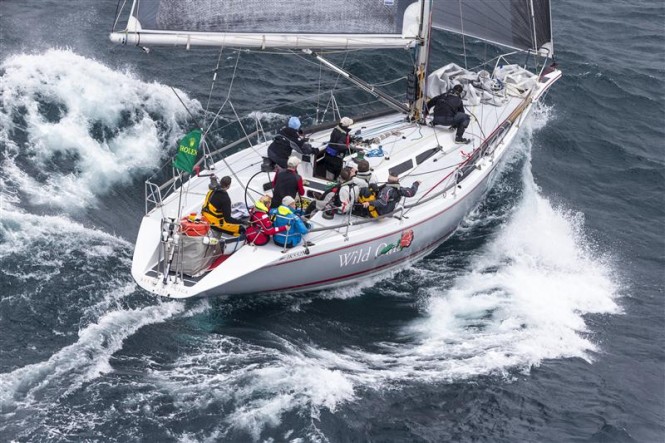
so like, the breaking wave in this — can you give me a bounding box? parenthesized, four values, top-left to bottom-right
(0, 49, 198, 208)
(0, 58, 622, 440)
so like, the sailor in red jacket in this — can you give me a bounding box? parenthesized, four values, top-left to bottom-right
(246, 195, 288, 246)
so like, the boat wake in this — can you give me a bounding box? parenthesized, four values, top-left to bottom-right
(0, 49, 209, 439)
(128, 110, 621, 441)
(0, 53, 621, 441)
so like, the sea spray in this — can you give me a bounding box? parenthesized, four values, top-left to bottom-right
(0, 49, 198, 208)
(141, 109, 620, 441)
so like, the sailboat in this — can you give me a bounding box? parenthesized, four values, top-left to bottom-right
(110, 0, 560, 298)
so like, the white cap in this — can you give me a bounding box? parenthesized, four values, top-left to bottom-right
(282, 196, 296, 206)
(340, 117, 353, 127)
(287, 156, 301, 168)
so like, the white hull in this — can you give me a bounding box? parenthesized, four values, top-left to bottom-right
(132, 68, 561, 298)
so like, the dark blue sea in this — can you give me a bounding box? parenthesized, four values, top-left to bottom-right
(1, 1, 663, 442)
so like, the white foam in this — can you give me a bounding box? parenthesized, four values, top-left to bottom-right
(157, 108, 620, 440)
(0, 191, 130, 260)
(0, 300, 185, 415)
(246, 111, 288, 124)
(0, 49, 199, 208)
(150, 335, 361, 441)
(0, 101, 618, 440)
(395, 111, 619, 379)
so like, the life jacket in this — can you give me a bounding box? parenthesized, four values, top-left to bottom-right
(325, 125, 350, 157)
(272, 205, 308, 247)
(356, 186, 380, 218)
(201, 188, 242, 235)
(246, 201, 277, 245)
(201, 188, 224, 227)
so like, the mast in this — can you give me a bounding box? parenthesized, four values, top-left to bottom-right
(529, 0, 539, 53)
(409, 0, 433, 123)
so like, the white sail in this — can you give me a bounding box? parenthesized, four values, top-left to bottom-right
(110, 0, 423, 49)
(111, 0, 553, 55)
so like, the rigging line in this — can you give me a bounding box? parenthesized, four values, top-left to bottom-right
(402, 156, 467, 216)
(205, 76, 403, 132)
(407, 162, 460, 177)
(333, 51, 350, 93)
(465, 108, 487, 141)
(111, 0, 126, 33)
(254, 116, 268, 145)
(169, 86, 204, 130)
(204, 45, 226, 128)
(203, 50, 241, 138)
(289, 50, 327, 69)
(203, 79, 404, 139)
(459, 0, 468, 69)
(229, 100, 263, 160)
(468, 54, 503, 73)
(316, 61, 323, 123)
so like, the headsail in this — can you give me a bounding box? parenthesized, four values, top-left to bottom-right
(431, 0, 554, 56)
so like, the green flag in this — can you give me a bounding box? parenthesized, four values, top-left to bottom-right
(172, 129, 201, 174)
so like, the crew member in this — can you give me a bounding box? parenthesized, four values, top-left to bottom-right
(246, 195, 287, 246)
(271, 156, 305, 209)
(426, 84, 471, 144)
(323, 116, 353, 179)
(201, 175, 244, 236)
(267, 116, 308, 169)
(372, 173, 420, 215)
(271, 196, 310, 248)
(355, 159, 377, 185)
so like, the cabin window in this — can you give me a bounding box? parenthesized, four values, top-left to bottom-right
(304, 180, 330, 192)
(416, 148, 438, 165)
(389, 159, 414, 176)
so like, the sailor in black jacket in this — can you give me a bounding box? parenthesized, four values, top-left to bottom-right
(323, 116, 354, 179)
(426, 84, 471, 144)
(267, 116, 311, 169)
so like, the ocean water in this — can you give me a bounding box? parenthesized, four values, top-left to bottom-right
(0, 1, 663, 442)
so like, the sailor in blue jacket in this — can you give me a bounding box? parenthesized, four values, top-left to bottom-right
(270, 196, 310, 248)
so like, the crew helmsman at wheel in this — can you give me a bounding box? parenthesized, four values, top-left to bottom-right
(201, 175, 244, 236)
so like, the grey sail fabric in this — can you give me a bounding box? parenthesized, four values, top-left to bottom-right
(431, 0, 553, 54)
(132, 0, 414, 34)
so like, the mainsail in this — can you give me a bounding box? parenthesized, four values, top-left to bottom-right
(111, 0, 553, 55)
(131, 0, 413, 34)
(110, 0, 423, 49)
